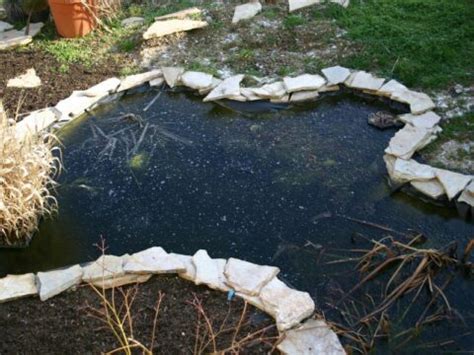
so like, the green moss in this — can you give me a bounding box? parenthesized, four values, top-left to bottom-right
(128, 153, 149, 171)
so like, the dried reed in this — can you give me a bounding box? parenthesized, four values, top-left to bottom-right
(0, 100, 61, 246)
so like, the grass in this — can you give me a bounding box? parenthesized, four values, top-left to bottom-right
(0, 100, 61, 246)
(283, 14, 306, 29)
(315, 0, 474, 90)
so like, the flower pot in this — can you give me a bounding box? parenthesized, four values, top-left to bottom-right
(48, 0, 96, 38)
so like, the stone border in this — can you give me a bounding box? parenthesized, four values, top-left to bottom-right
(0, 247, 345, 354)
(13, 66, 474, 209)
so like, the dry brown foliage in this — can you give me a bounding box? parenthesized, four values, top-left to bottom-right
(0, 101, 61, 246)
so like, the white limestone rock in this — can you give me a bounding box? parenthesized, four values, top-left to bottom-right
(149, 77, 165, 87)
(82, 255, 126, 284)
(391, 89, 435, 114)
(199, 77, 222, 95)
(180, 71, 214, 90)
(117, 69, 162, 92)
(236, 292, 266, 310)
(390, 158, 436, 184)
(289, 0, 320, 12)
(240, 87, 262, 101)
(459, 181, 474, 206)
(55, 91, 103, 121)
(411, 179, 446, 200)
(345, 71, 385, 91)
(384, 125, 436, 159)
(95, 274, 152, 289)
(252, 81, 287, 99)
(204, 74, 244, 101)
(0, 21, 13, 32)
(277, 319, 345, 355)
(37, 265, 83, 301)
(170, 253, 196, 281)
(377, 79, 407, 97)
(124, 246, 185, 274)
(398, 111, 441, 129)
(143, 19, 208, 40)
(162, 67, 185, 87)
(283, 74, 326, 93)
(121, 17, 145, 28)
(290, 90, 319, 102)
(318, 84, 340, 93)
(0, 274, 38, 303)
(224, 258, 279, 296)
(232, 1, 262, 24)
(155, 7, 202, 21)
(15, 108, 59, 140)
(84, 77, 121, 97)
(321, 66, 351, 85)
(259, 277, 315, 331)
(214, 258, 231, 292)
(7, 68, 41, 88)
(435, 169, 472, 201)
(0, 22, 43, 50)
(192, 250, 220, 289)
(271, 95, 290, 103)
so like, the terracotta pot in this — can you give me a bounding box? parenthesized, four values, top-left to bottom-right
(48, 0, 97, 38)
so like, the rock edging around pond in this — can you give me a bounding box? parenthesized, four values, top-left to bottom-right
(0, 247, 345, 354)
(14, 65, 474, 211)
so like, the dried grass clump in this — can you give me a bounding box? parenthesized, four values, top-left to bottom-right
(0, 102, 61, 246)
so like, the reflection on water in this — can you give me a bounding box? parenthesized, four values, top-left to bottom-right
(0, 89, 472, 350)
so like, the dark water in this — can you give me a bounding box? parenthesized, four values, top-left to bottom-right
(1, 89, 473, 351)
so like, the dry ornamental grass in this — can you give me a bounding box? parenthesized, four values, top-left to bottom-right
(0, 101, 61, 246)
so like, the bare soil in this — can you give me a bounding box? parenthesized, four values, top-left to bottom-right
(0, 275, 278, 354)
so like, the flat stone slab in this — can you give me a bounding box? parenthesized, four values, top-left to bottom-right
(252, 81, 287, 99)
(84, 77, 121, 97)
(435, 169, 472, 201)
(82, 255, 126, 284)
(204, 74, 244, 101)
(224, 258, 279, 296)
(170, 253, 196, 281)
(459, 181, 474, 207)
(232, 1, 262, 24)
(377, 79, 407, 97)
(192, 250, 221, 289)
(283, 74, 326, 93)
(143, 19, 208, 40)
(0, 20, 13, 32)
(259, 277, 315, 331)
(155, 7, 202, 21)
(289, 0, 320, 12)
(7, 68, 41, 88)
(411, 179, 446, 200)
(345, 71, 385, 91)
(37, 265, 83, 301)
(180, 71, 214, 90)
(290, 90, 319, 103)
(214, 258, 231, 292)
(277, 319, 345, 355)
(240, 87, 263, 101)
(321, 66, 351, 85)
(55, 91, 103, 121)
(117, 69, 162, 92)
(162, 67, 184, 88)
(0, 274, 38, 302)
(390, 158, 436, 184)
(15, 108, 59, 140)
(391, 89, 435, 114)
(121, 17, 145, 28)
(149, 77, 165, 87)
(0, 22, 43, 50)
(398, 111, 441, 129)
(93, 273, 152, 289)
(123, 246, 186, 274)
(384, 125, 436, 160)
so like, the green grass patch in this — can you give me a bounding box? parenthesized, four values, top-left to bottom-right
(316, 0, 474, 89)
(283, 14, 306, 29)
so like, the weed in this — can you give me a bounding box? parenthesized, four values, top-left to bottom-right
(283, 14, 306, 29)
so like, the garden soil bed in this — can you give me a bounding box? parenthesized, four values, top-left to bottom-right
(0, 275, 278, 354)
(0, 49, 121, 116)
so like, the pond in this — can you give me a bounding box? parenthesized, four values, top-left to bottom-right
(1, 88, 472, 351)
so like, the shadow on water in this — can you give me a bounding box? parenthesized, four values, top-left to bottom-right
(1, 88, 472, 352)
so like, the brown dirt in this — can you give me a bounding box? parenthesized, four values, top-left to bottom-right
(0, 49, 121, 117)
(0, 275, 279, 354)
